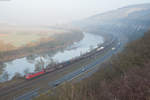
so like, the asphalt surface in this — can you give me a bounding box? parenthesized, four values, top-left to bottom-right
(49, 39, 121, 87)
(14, 37, 122, 100)
(15, 88, 39, 100)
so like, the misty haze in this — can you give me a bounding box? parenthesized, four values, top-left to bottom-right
(0, 0, 150, 100)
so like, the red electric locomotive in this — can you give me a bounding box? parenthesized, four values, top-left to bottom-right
(25, 67, 57, 80)
(25, 70, 45, 80)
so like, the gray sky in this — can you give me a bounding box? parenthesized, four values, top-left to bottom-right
(0, 0, 150, 25)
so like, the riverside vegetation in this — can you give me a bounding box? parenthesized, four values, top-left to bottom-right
(35, 30, 150, 100)
(0, 29, 83, 62)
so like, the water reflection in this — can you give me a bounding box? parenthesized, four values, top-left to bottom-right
(26, 55, 37, 64)
(0, 32, 103, 82)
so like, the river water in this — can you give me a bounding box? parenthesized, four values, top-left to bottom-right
(0, 32, 103, 82)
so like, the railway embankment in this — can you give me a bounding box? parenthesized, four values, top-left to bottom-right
(35, 30, 150, 100)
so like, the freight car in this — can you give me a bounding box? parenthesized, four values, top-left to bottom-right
(45, 67, 56, 73)
(25, 37, 117, 80)
(25, 62, 70, 80)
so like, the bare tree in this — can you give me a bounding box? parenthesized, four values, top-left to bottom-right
(2, 71, 9, 81)
(24, 68, 30, 74)
(13, 72, 21, 78)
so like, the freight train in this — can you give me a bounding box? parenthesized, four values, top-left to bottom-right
(25, 37, 117, 80)
(25, 62, 70, 80)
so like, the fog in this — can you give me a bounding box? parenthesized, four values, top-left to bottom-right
(0, 0, 150, 26)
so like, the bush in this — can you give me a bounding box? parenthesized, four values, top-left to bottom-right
(35, 30, 150, 100)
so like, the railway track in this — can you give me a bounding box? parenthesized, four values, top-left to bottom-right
(0, 36, 117, 100)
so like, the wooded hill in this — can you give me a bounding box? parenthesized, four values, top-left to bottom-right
(35, 30, 150, 100)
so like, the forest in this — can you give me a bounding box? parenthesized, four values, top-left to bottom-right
(35, 30, 150, 100)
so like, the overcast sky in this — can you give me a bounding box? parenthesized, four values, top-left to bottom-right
(0, 0, 150, 25)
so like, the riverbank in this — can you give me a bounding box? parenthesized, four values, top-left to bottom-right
(35, 30, 150, 100)
(0, 32, 104, 82)
(0, 30, 83, 63)
(0, 33, 113, 100)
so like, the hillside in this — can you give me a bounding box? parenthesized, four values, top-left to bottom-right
(35, 4, 150, 100)
(35, 27, 150, 100)
(73, 3, 150, 41)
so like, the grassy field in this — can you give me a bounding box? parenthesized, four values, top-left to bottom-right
(0, 26, 67, 48)
(0, 34, 113, 100)
(0, 26, 83, 62)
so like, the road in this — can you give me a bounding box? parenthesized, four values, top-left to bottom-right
(14, 37, 122, 100)
(0, 35, 122, 100)
(49, 38, 121, 87)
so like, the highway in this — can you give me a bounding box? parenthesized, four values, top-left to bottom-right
(49, 38, 121, 87)
(14, 37, 122, 100)
(0, 34, 122, 100)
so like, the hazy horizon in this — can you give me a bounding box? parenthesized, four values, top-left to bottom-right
(0, 0, 150, 26)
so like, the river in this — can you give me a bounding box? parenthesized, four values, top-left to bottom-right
(0, 32, 103, 82)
